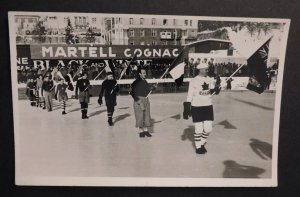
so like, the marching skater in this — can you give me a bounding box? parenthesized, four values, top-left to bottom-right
(98, 72, 119, 126)
(55, 78, 69, 115)
(131, 68, 155, 138)
(75, 73, 91, 119)
(183, 63, 217, 154)
(42, 74, 55, 111)
(36, 75, 45, 109)
(26, 77, 36, 107)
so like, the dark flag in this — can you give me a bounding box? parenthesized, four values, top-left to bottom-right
(246, 37, 272, 94)
(104, 59, 116, 74)
(169, 46, 189, 87)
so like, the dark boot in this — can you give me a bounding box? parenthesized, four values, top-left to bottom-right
(143, 131, 152, 137)
(81, 110, 85, 119)
(83, 110, 89, 119)
(196, 145, 207, 154)
(108, 117, 113, 126)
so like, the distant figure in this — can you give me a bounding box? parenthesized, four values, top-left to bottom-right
(264, 73, 272, 90)
(214, 75, 221, 95)
(226, 78, 233, 90)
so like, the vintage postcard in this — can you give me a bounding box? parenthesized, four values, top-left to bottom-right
(8, 11, 290, 186)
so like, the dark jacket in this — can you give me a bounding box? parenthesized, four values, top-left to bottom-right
(99, 79, 119, 106)
(75, 78, 90, 93)
(130, 77, 151, 101)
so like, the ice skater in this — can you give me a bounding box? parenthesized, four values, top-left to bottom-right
(183, 62, 217, 154)
(36, 75, 45, 109)
(98, 72, 119, 126)
(75, 73, 91, 119)
(26, 77, 36, 107)
(42, 74, 55, 111)
(55, 78, 69, 115)
(130, 68, 154, 138)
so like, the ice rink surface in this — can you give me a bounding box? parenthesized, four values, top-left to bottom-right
(16, 91, 275, 179)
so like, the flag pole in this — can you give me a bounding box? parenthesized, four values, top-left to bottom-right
(93, 66, 106, 80)
(211, 64, 245, 96)
(72, 64, 84, 80)
(146, 47, 187, 98)
(110, 54, 136, 94)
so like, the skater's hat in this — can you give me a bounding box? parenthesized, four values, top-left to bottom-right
(196, 62, 208, 69)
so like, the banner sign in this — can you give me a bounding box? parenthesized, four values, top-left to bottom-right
(30, 45, 184, 60)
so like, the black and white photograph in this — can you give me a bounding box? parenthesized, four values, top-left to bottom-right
(8, 11, 290, 187)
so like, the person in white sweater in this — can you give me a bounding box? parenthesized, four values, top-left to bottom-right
(183, 61, 216, 154)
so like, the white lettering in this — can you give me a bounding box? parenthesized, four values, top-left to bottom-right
(67, 47, 77, 57)
(153, 49, 161, 57)
(108, 47, 116, 57)
(57, 60, 66, 67)
(172, 49, 179, 57)
(144, 49, 151, 57)
(134, 49, 142, 57)
(89, 47, 97, 58)
(55, 47, 67, 57)
(42, 46, 53, 57)
(162, 49, 171, 57)
(99, 47, 107, 57)
(124, 49, 131, 57)
(78, 47, 88, 57)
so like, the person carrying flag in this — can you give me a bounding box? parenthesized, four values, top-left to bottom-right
(75, 73, 91, 119)
(183, 62, 217, 154)
(55, 78, 69, 115)
(98, 72, 119, 126)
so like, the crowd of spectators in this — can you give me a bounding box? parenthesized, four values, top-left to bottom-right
(17, 58, 278, 84)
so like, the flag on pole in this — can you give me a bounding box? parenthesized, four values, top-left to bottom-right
(104, 59, 116, 74)
(246, 37, 272, 94)
(169, 46, 189, 87)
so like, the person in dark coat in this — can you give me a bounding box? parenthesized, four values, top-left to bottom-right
(98, 72, 119, 126)
(42, 74, 55, 111)
(130, 68, 155, 138)
(75, 73, 91, 119)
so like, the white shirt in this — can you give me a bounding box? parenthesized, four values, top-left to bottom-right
(186, 75, 214, 107)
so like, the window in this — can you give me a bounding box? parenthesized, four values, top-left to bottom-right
(83, 17, 86, 25)
(152, 18, 156, 25)
(151, 41, 156, 45)
(129, 18, 133, 25)
(185, 20, 188, 26)
(140, 18, 144, 25)
(129, 29, 134, 37)
(162, 41, 168, 45)
(151, 29, 157, 37)
(140, 30, 145, 37)
(140, 41, 145, 45)
(183, 30, 187, 36)
(173, 19, 176, 25)
(163, 19, 167, 25)
(130, 41, 134, 45)
(190, 20, 192, 26)
(92, 18, 96, 23)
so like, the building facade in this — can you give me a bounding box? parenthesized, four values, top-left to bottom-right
(15, 15, 198, 45)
